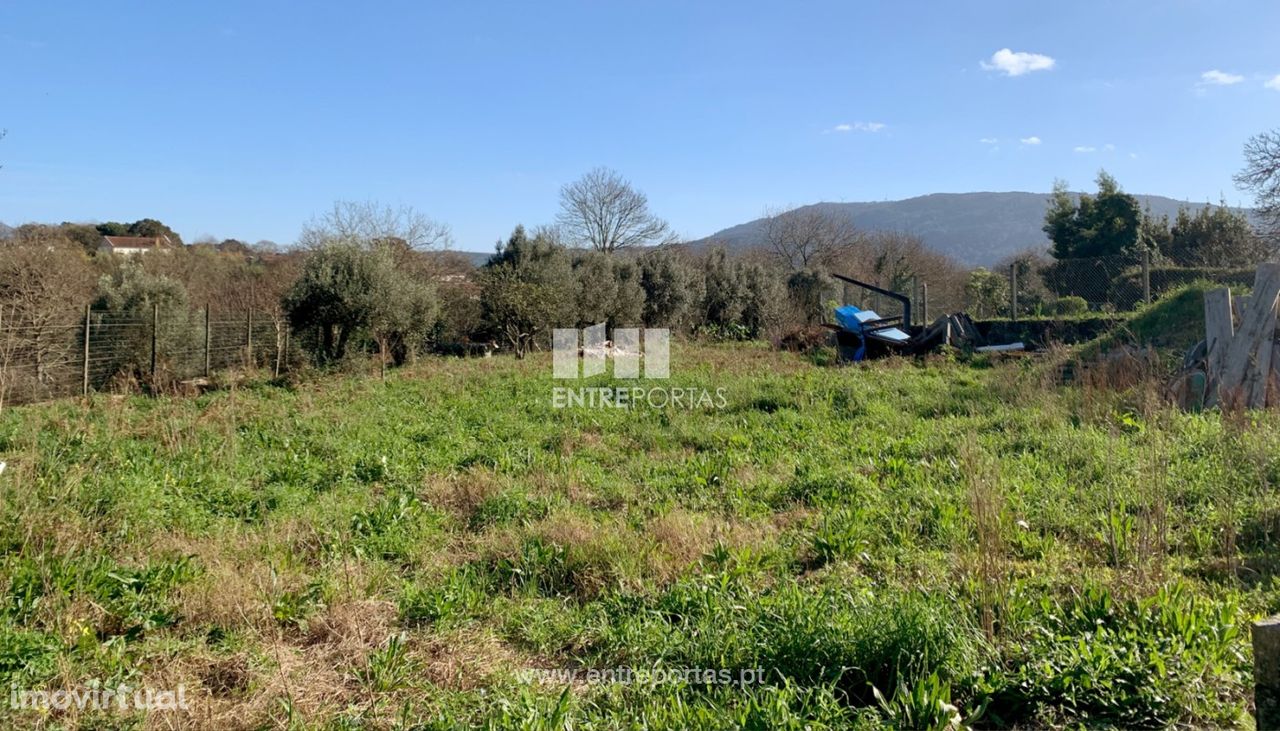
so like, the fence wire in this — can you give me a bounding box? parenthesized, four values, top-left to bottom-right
(925, 255, 1260, 321)
(0, 309, 302, 408)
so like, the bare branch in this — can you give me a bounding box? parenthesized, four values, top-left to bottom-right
(299, 201, 453, 251)
(556, 167, 673, 253)
(761, 206, 861, 271)
(1236, 129, 1280, 237)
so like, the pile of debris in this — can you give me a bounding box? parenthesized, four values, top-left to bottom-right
(824, 273, 1023, 362)
(1173, 262, 1280, 410)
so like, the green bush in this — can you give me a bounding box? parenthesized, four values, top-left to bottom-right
(1053, 295, 1088, 316)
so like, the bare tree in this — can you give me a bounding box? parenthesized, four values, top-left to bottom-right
(0, 235, 95, 406)
(761, 206, 860, 271)
(556, 167, 673, 253)
(1236, 129, 1280, 238)
(298, 201, 453, 252)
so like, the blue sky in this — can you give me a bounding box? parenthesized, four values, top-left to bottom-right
(2, 1, 1278, 251)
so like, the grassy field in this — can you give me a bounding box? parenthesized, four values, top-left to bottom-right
(0, 343, 1276, 729)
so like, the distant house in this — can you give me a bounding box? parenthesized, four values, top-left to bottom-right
(98, 235, 173, 256)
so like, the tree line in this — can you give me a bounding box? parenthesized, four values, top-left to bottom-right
(3, 128, 1280, 387)
(0, 166, 976, 392)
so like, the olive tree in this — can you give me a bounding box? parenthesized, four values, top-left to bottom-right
(285, 202, 446, 367)
(282, 242, 437, 367)
(479, 226, 575, 357)
(572, 251, 646, 329)
(639, 247, 703, 330)
(93, 262, 201, 385)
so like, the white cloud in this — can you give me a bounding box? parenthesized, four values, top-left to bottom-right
(1129, 152, 1139, 159)
(1073, 146, 1096, 153)
(831, 121, 885, 133)
(1103, 143, 1115, 152)
(1267, 74, 1280, 91)
(981, 48, 1056, 77)
(1200, 69, 1244, 86)
(1020, 136, 1041, 146)
(979, 137, 998, 144)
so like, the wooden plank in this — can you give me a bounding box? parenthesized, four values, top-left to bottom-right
(1234, 294, 1252, 326)
(1220, 264, 1280, 409)
(1246, 269, 1280, 409)
(1204, 288, 1234, 405)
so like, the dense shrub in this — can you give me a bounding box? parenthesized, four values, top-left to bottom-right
(1053, 295, 1088, 316)
(786, 269, 835, 326)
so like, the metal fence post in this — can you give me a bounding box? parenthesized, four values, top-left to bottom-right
(82, 305, 90, 396)
(911, 276, 919, 326)
(150, 303, 158, 383)
(203, 307, 211, 378)
(1142, 248, 1152, 305)
(1009, 264, 1018, 322)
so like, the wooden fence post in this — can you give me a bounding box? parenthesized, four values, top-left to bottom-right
(1254, 616, 1280, 730)
(274, 322, 283, 378)
(921, 283, 930, 324)
(246, 310, 254, 368)
(82, 305, 91, 397)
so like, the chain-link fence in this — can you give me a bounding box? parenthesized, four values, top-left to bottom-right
(829, 253, 1261, 327)
(0, 307, 302, 409)
(1006, 253, 1255, 319)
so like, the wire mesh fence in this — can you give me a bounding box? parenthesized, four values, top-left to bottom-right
(0, 307, 302, 409)
(1008, 254, 1256, 319)
(830, 254, 1263, 328)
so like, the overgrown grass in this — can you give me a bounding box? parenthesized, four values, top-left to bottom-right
(0, 343, 1273, 728)
(1081, 280, 1247, 361)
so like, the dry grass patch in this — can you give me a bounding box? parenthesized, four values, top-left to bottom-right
(415, 625, 537, 691)
(420, 468, 503, 521)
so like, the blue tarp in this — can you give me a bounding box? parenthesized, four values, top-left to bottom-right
(834, 305, 910, 342)
(833, 305, 911, 361)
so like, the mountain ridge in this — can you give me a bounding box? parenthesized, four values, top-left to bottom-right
(687, 191, 1249, 267)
